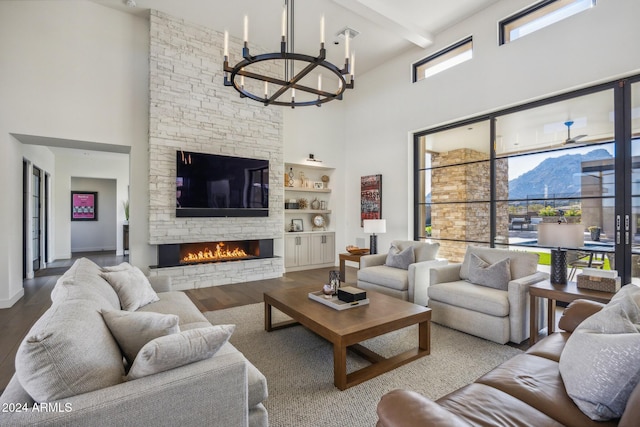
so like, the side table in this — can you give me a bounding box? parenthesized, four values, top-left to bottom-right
(339, 252, 367, 282)
(529, 280, 615, 346)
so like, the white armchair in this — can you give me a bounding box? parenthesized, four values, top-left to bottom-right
(356, 240, 447, 306)
(427, 246, 548, 344)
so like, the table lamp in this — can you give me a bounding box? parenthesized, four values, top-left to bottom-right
(538, 222, 584, 284)
(363, 219, 386, 255)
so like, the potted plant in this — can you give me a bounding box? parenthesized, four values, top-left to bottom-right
(539, 206, 560, 223)
(122, 199, 129, 224)
(588, 225, 601, 241)
(564, 207, 581, 223)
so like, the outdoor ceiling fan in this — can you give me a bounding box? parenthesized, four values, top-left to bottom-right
(564, 120, 587, 144)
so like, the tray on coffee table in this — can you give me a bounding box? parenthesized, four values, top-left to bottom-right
(308, 290, 369, 310)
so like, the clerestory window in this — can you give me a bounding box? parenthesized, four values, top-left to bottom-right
(500, 0, 596, 45)
(412, 37, 473, 83)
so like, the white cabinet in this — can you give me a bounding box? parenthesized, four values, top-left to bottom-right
(285, 231, 335, 271)
(311, 233, 335, 265)
(284, 234, 310, 269)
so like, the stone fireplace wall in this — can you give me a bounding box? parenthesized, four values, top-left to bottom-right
(147, 10, 284, 290)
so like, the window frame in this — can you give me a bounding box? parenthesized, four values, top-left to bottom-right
(412, 36, 473, 83)
(413, 74, 639, 283)
(499, 0, 596, 45)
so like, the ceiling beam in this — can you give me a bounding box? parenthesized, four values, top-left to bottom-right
(332, 0, 433, 48)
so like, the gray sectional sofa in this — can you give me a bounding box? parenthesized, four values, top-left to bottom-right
(0, 258, 268, 427)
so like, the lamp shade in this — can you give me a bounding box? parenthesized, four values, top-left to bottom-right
(363, 219, 386, 234)
(538, 223, 584, 248)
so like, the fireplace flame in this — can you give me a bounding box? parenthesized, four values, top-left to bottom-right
(181, 242, 249, 263)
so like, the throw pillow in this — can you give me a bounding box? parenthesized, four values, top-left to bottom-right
(100, 266, 159, 311)
(385, 244, 415, 270)
(412, 242, 440, 262)
(467, 253, 511, 290)
(126, 325, 235, 381)
(102, 262, 134, 272)
(101, 309, 180, 365)
(15, 300, 125, 402)
(559, 284, 640, 421)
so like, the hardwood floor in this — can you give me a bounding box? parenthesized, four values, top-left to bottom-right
(0, 252, 352, 393)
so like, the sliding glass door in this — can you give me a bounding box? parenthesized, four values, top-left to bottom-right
(630, 80, 640, 283)
(415, 74, 640, 284)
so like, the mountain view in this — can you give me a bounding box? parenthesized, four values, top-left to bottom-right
(508, 148, 612, 200)
(424, 148, 612, 203)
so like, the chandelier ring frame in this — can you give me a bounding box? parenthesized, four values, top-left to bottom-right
(224, 45, 354, 107)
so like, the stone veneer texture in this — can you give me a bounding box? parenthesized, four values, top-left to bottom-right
(431, 149, 508, 262)
(148, 11, 284, 287)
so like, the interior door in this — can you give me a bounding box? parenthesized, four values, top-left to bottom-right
(32, 166, 41, 272)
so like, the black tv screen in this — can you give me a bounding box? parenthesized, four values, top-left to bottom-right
(176, 151, 269, 217)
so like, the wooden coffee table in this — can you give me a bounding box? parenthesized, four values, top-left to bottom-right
(264, 285, 431, 390)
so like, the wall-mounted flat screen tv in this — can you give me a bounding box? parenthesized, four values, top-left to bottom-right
(176, 151, 269, 217)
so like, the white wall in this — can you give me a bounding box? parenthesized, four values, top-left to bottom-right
(0, 1, 149, 307)
(288, 0, 640, 253)
(54, 150, 129, 259)
(70, 178, 118, 253)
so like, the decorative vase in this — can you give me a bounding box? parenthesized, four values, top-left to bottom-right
(329, 270, 340, 295)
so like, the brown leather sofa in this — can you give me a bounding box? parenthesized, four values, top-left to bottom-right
(376, 299, 640, 427)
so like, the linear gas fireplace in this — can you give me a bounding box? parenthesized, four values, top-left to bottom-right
(157, 239, 274, 268)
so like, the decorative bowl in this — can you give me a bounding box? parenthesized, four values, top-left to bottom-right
(346, 246, 370, 255)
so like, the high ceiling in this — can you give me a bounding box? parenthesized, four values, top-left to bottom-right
(91, 0, 502, 76)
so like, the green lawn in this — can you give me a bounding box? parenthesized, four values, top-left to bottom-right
(534, 251, 611, 270)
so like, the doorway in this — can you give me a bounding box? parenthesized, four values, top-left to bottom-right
(32, 166, 41, 272)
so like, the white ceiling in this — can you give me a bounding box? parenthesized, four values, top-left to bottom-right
(91, 0, 502, 76)
(25, 1, 640, 157)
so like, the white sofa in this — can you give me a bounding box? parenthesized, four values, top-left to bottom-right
(0, 258, 268, 427)
(427, 246, 548, 344)
(357, 240, 447, 306)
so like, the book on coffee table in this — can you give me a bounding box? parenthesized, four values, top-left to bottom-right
(308, 291, 370, 310)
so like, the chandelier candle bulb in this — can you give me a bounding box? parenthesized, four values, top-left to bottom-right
(243, 15, 248, 43)
(264, 81, 268, 98)
(351, 53, 355, 78)
(318, 74, 322, 91)
(320, 15, 325, 44)
(345, 29, 350, 60)
(223, 31, 229, 58)
(281, 6, 287, 38)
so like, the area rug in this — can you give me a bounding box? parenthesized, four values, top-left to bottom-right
(205, 303, 522, 427)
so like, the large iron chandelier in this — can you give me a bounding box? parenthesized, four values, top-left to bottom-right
(223, 0, 355, 108)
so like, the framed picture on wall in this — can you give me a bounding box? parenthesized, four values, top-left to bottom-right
(71, 191, 98, 221)
(361, 174, 382, 226)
